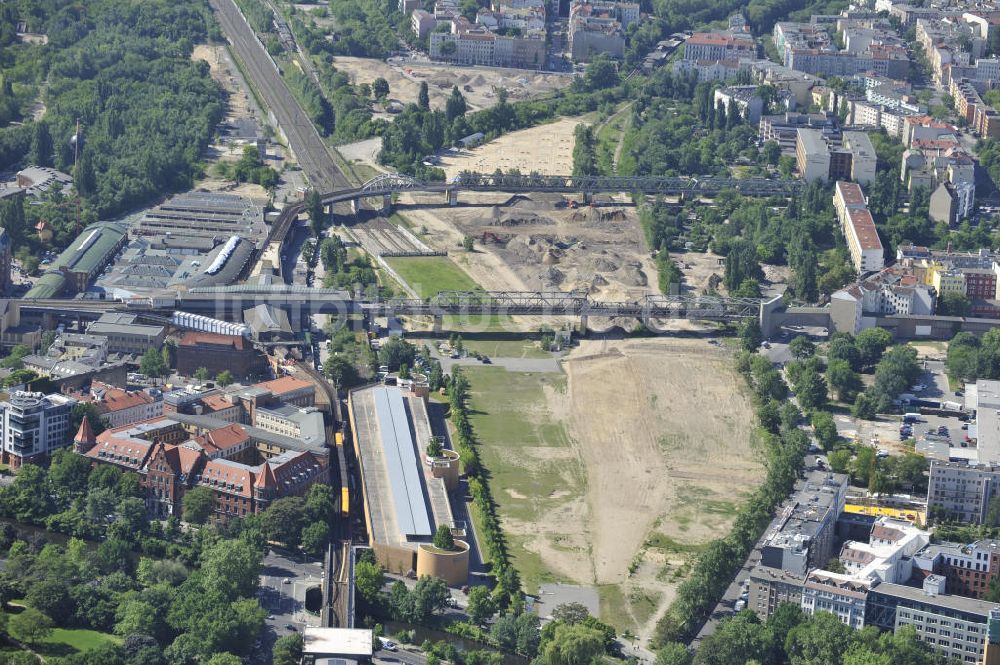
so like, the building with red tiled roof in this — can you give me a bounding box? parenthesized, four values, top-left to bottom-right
(190, 423, 253, 462)
(76, 382, 164, 428)
(684, 31, 757, 61)
(253, 376, 316, 407)
(81, 415, 329, 523)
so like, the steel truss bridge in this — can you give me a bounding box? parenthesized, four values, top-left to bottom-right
(366, 290, 762, 322)
(321, 172, 802, 205)
(13, 290, 764, 325)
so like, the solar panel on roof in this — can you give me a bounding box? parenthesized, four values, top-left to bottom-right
(374, 387, 432, 537)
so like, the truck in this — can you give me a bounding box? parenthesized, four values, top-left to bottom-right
(903, 413, 921, 423)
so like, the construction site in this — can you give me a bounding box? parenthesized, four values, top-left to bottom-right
(395, 190, 658, 306)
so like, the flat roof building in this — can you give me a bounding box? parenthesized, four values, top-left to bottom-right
(867, 576, 1000, 663)
(135, 192, 266, 246)
(796, 128, 831, 182)
(348, 384, 469, 586)
(87, 313, 166, 356)
(303, 627, 373, 665)
(760, 470, 848, 575)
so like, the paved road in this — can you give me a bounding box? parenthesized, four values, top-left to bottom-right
(253, 549, 326, 664)
(209, 0, 350, 193)
(425, 345, 563, 373)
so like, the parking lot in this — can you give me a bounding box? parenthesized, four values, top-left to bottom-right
(830, 360, 969, 455)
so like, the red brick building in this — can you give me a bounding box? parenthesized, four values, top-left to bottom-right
(176, 332, 269, 381)
(75, 416, 328, 523)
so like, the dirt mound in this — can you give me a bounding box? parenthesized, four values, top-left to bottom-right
(542, 248, 563, 264)
(589, 273, 609, 292)
(618, 263, 648, 287)
(591, 257, 619, 272)
(470, 74, 488, 86)
(542, 266, 564, 286)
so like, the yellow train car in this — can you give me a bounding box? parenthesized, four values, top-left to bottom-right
(341, 486, 350, 517)
(335, 432, 344, 447)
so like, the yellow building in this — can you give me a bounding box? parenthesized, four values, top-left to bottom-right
(921, 261, 966, 295)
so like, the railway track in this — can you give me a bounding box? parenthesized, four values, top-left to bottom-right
(208, 0, 350, 193)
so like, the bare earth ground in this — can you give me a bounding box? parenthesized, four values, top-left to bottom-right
(476, 338, 763, 642)
(330, 57, 570, 112)
(671, 249, 791, 298)
(191, 44, 279, 201)
(438, 116, 585, 177)
(398, 191, 656, 303)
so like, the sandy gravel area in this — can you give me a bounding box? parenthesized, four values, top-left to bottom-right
(492, 338, 763, 640)
(439, 116, 584, 177)
(331, 57, 570, 112)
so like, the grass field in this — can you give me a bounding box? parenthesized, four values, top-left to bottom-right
(463, 366, 582, 591)
(384, 256, 479, 299)
(461, 339, 553, 359)
(37, 628, 121, 657)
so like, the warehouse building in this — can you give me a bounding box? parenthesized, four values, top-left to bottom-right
(348, 383, 468, 586)
(134, 192, 266, 246)
(24, 221, 128, 298)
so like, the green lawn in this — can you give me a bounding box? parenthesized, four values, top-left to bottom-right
(383, 256, 479, 299)
(461, 339, 553, 359)
(37, 628, 121, 657)
(463, 366, 582, 592)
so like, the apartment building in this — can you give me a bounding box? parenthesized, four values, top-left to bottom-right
(952, 79, 1000, 138)
(796, 129, 831, 182)
(759, 470, 848, 575)
(412, 9, 437, 38)
(867, 575, 1000, 664)
(913, 539, 1000, 599)
(683, 31, 757, 61)
(834, 181, 884, 273)
(430, 29, 545, 68)
(713, 85, 765, 123)
(928, 462, 1000, 524)
(842, 131, 877, 185)
(569, 17, 624, 61)
(747, 566, 806, 620)
(801, 571, 872, 628)
(0, 391, 76, 468)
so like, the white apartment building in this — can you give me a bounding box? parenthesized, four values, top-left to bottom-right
(796, 128, 830, 182)
(0, 391, 76, 468)
(801, 571, 871, 628)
